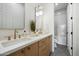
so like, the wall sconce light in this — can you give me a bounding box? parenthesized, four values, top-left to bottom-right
(36, 10, 43, 16)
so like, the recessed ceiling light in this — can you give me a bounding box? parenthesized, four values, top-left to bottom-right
(55, 3, 58, 5)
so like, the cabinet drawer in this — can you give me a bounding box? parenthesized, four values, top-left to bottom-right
(9, 49, 25, 56)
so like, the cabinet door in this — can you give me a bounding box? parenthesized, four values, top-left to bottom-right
(39, 36, 52, 56)
(24, 42, 38, 56)
(39, 45, 49, 56)
(47, 36, 52, 54)
(9, 49, 25, 56)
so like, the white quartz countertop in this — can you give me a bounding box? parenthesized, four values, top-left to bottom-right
(0, 33, 52, 56)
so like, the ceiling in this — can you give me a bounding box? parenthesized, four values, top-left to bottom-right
(54, 3, 68, 11)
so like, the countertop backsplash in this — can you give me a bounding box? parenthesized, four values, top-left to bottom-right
(0, 30, 14, 41)
(0, 29, 26, 41)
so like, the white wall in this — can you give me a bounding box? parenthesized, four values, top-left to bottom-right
(73, 3, 79, 56)
(54, 8, 67, 45)
(25, 3, 35, 33)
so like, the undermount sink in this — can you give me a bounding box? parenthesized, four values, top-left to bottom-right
(1, 37, 31, 47)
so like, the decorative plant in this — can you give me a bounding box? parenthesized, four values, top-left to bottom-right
(30, 20, 36, 32)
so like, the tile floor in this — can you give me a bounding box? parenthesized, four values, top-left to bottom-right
(50, 44, 70, 56)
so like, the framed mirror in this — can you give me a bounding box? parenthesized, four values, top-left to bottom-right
(0, 3, 25, 29)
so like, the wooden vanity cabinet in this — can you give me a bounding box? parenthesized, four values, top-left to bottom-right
(24, 42, 38, 56)
(9, 42, 38, 56)
(9, 35, 52, 56)
(38, 36, 52, 56)
(9, 49, 25, 56)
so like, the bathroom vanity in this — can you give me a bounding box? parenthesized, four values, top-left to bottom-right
(0, 33, 52, 56)
(0, 3, 53, 56)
